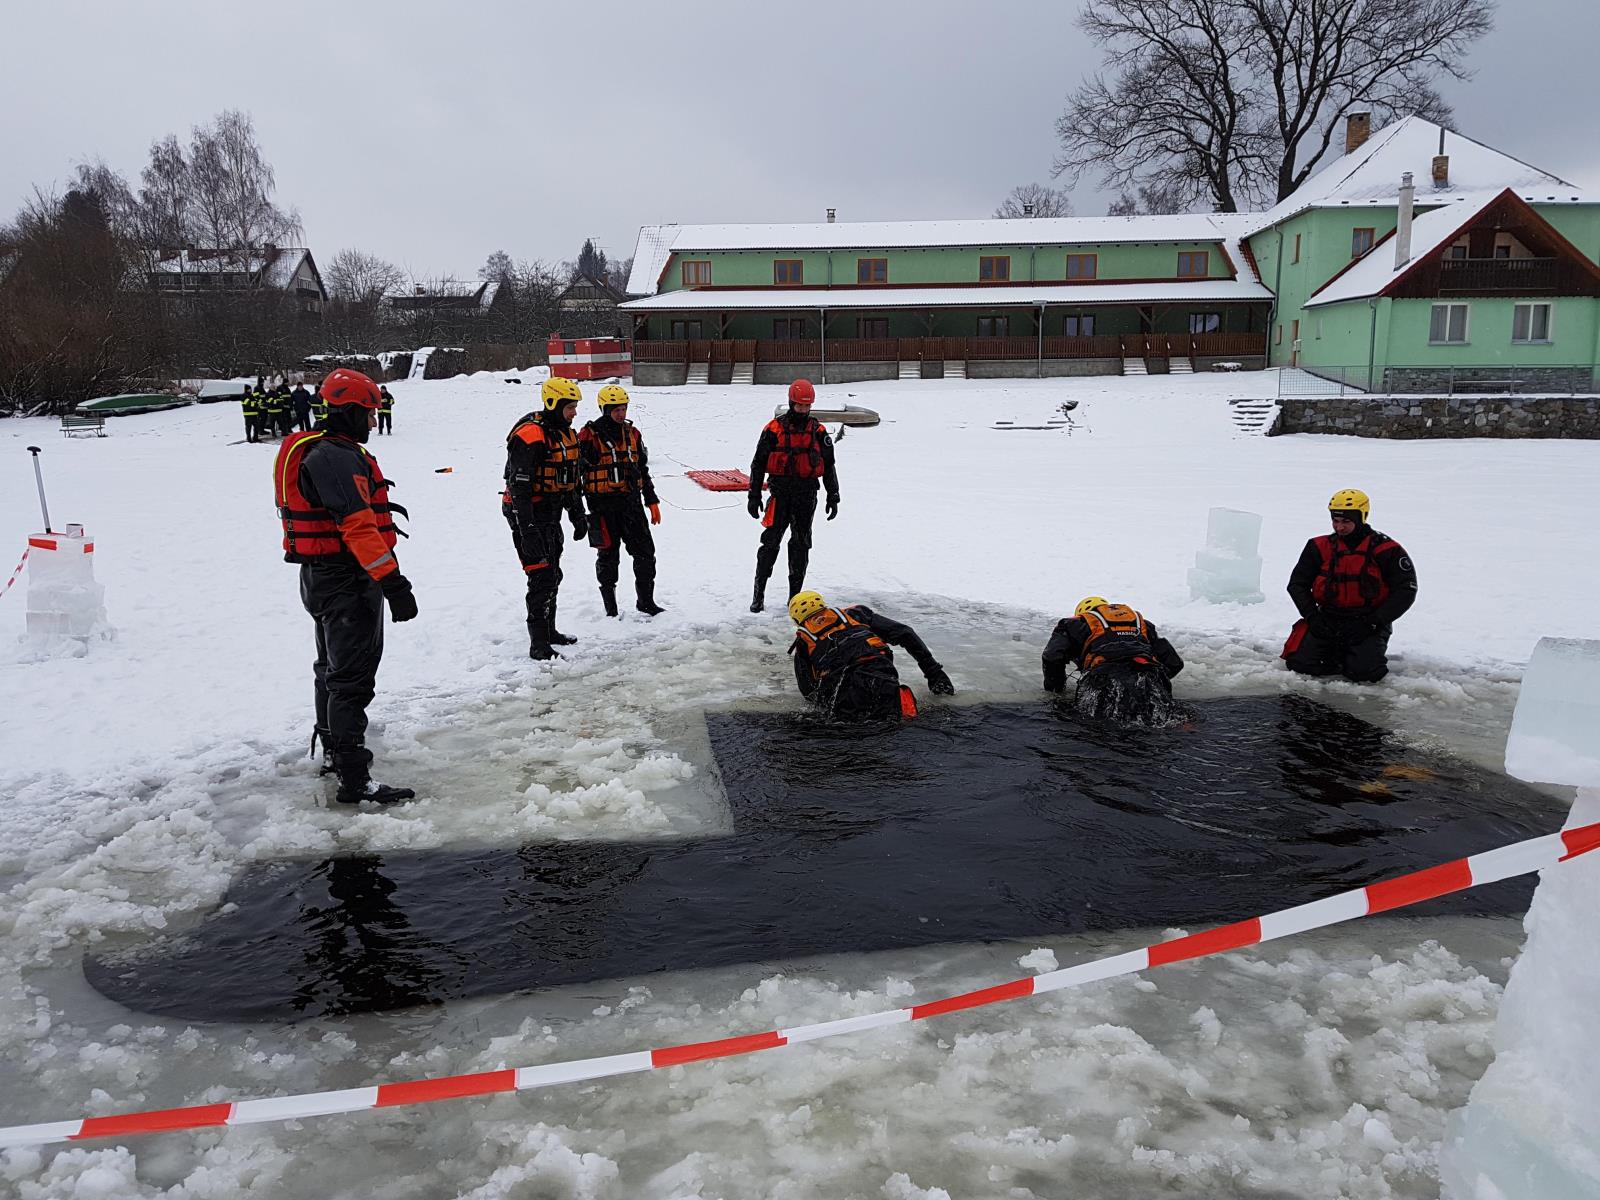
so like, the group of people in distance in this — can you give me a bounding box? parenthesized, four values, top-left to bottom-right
(243, 377, 395, 444)
(271, 368, 1420, 805)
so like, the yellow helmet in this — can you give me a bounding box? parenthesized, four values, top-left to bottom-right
(596, 383, 630, 408)
(541, 376, 583, 412)
(1075, 596, 1109, 617)
(788, 591, 827, 624)
(1328, 488, 1370, 521)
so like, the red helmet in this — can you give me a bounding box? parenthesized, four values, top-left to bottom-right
(788, 378, 815, 405)
(319, 368, 382, 410)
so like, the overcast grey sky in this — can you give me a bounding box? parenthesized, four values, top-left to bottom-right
(3, 0, 1596, 280)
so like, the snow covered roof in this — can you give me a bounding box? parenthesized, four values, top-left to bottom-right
(627, 213, 1257, 297)
(1303, 192, 1498, 308)
(380, 280, 500, 311)
(1250, 117, 1585, 232)
(621, 278, 1273, 313)
(150, 246, 314, 283)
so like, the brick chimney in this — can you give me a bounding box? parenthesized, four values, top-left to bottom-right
(826, 208, 836, 223)
(1394, 173, 1416, 270)
(1432, 154, 1450, 189)
(1345, 109, 1372, 154)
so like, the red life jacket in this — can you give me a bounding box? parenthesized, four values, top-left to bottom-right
(1310, 531, 1396, 614)
(505, 415, 581, 496)
(1079, 604, 1155, 671)
(764, 415, 825, 481)
(273, 431, 398, 563)
(794, 607, 891, 680)
(581, 422, 644, 496)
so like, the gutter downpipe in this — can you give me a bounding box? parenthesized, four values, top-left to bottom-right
(819, 306, 827, 383)
(1271, 227, 1285, 368)
(1366, 297, 1379, 393)
(1037, 304, 1045, 378)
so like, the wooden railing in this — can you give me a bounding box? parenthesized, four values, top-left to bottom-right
(1438, 257, 1559, 293)
(755, 339, 822, 361)
(827, 338, 900, 362)
(633, 340, 687, 363)
(635, 333, 1265, 366)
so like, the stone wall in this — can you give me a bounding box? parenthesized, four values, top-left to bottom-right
(1382, 365, 1597, 395)
(1270, 395, 1600, 438)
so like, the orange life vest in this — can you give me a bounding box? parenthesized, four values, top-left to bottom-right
(1079, 604, 1155, 672)
(505, 416, 581, 496)
(582, 423, 644, 496)
(273, 431, 398, 563)
(794, 607, 891, 679)
(1310, 531, 1396, 614)
(764, 415, 825, 481)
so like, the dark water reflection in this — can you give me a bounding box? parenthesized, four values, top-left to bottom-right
(84, 697, 1556, 1021)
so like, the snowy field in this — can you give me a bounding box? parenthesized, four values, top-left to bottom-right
(0, 370, 1595, 1198)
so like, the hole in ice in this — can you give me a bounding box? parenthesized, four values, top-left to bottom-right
(83, 695, 1555, 1021)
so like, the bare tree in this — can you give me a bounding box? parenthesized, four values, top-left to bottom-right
(1056, 0, 1494, 212)
(186, 110, 300, 271)
(479, 249, 514, 282)
(326, 248, 404, 303)
(605, 254, 633, 296)
(995, 183, 1075, 218)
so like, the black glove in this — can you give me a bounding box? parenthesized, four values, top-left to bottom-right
(380, 573, 418, 623)
(747, 494, 763, 520)
(926, 667, 955, 696)
(825, 495, 839, 521)
(571, 512, 588, 542)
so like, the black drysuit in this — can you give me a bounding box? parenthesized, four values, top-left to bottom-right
(502, 411, 586, 650)
(792, 605, 942, 720)
(578, 415, 658, 606)
(1284, 525, 1417, 683)
(748, 411, 839, 597)
(1042, 611, 1185, 722)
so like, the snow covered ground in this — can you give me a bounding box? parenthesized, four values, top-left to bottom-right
(0, 370, 1594, 1198)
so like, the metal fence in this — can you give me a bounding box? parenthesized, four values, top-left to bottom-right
(1276, 364, 1598, 398)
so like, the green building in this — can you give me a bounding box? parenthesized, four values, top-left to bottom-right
(622, 115, 1599, 393)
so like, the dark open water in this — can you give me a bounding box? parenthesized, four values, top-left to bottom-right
(83, 696, 1556, 1021)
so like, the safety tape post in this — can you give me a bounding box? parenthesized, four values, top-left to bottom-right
(1, 820, 1595, 1150)
(0, 547, 29, 600)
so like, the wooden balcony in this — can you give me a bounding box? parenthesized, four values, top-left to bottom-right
(1438, 258, 1561, 294)
(633, 333, 1265, 364)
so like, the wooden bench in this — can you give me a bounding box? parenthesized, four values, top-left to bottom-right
(61, 413, 107, 437)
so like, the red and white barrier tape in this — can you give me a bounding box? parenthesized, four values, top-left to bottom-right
(3, 821, 1596, 1150)
(0, 547, 28, 600)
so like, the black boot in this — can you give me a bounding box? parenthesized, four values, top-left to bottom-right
(547, 599, 578, 646)
(750, 574, 768, 614)
(528, 617, 558, 661)
(788, 572, 806, 600)
(601, 586, 619, 618)
(310, 728, 334, 776)
(333, 748, 413, 805)
(636, 581, 665, 616)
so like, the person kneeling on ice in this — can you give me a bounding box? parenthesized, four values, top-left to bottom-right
(787, 591, 955, 720)
(578, 383, 664, 618)
(273, 368, 418, 805)
(1283, 488, 1417, 684)
(1042, 597, 1184, 722)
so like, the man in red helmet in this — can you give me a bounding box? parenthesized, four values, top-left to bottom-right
(273, 368, 418, 805)
(746, 377, 839, 612)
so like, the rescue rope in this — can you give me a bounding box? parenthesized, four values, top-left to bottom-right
(1, 819, 1594, 1150)
(0, 547, 28, 600)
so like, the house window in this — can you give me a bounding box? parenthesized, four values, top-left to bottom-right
(858, 257, 888, 284)
(857, 317, 889, 339)
(1176, 251, 1209, 278)
(1448, 242, 1468, 260)
(771, 317, 807, 340)
(1063, 313, 1096, 336)
(977, 316, 1010, 337)
(979, 256, 1010, 282)
(774, 259, 803, 286)
(681, 260, 711, 287)
(1429, 303, 1470, 344)
(1188, 312, 1222, 334)
(1065, 254, 1097, 280)
(1512, 302, 1552, 343)
(1351, 228, 1375, 258)
(1292, 234, 1301, 263)
(669, 320, 703, 340)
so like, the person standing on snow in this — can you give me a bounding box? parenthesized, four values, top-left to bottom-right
(240, 385, 261, 443)
(503, 377, 589, 660)
(746, 378, 839, 613)
(377, 385, 395, 435)
(290, 381, 313, 432)
(1042, 597, 1185, 722)
(273, 368, 418, 805)
(578, 383, 664, 618)
(787, 590, 955, 720)
(1283, 488, 1417, 683)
